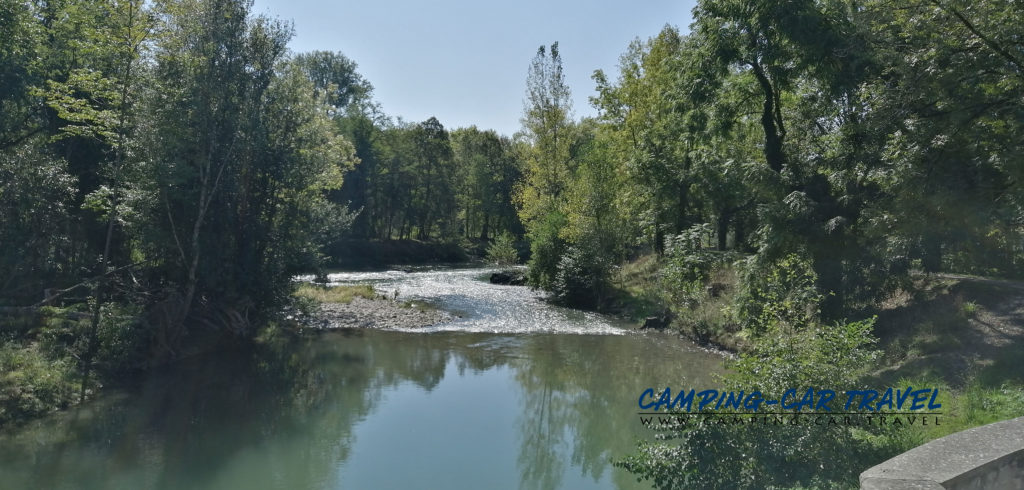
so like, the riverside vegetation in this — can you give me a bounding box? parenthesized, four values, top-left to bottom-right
(2, 0, 1023, 488)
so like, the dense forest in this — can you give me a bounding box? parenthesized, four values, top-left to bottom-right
(2, 0, 1023, 487)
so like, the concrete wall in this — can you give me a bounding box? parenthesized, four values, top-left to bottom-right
(860, 416, 1024, 489)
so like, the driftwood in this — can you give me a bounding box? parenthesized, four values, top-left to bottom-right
(0, 261, 149, 323)
(28, 260, 150, 308)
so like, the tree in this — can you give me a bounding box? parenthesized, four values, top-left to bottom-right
(0, 145, 76, 300)
(39, 0, 153, 396)
(0, 0, 42, 151)
(143, 0, 354, 348)
(856, 0, 1024, 276)
(689, 0, 887, 316)
(592, 27, 698, 253)
(409, 117, 455, 240)
(451, 126, 522, 241)
(554, 120, 630, 306)
(517, 42, 578, 289)
(294, 50, 373, 113)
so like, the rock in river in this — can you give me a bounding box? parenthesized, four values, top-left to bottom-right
(489, 270, 527, 286)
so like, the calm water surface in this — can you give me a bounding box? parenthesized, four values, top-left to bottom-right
(0, 268, 724, 490)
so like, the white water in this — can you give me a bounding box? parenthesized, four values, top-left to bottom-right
(303, 267, 630, 335)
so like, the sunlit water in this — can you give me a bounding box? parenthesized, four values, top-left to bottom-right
(304, 267, 629, 334)
(0, 267, 725, 490)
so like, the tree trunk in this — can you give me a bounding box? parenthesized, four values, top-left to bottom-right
(734, 217, 746, 252)
(480, 212, 490, 241)
(750, 60, 785, 173)
(717, 209, 730, 251)
(80, 205, 117, 401)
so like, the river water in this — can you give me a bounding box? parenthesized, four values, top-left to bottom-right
(0, 268, 724, 490)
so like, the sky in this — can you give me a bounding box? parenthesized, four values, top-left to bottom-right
(251, 0, 698, 136)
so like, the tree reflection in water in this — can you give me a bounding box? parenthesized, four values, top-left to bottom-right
(0, 328, 722, 490)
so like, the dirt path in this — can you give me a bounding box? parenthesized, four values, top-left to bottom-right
(873, 274, 1024, 387)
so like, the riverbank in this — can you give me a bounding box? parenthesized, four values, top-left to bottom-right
(607, 254, 1024, 439)
(607, 255, 1024, 380)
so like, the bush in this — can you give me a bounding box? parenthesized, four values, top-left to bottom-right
(731, 317, 880, 395)
(526, 210, 567, 290)
(0, 342, 78, 426)
(485, 232, 520, 266)
(661, 224, 739, 308)
(94, 304, 150, 375)
(37, 304, 148, 377)
(735, 253, 822, 334)
(618, 318, 883, 489)
(551, 244, 610, 308)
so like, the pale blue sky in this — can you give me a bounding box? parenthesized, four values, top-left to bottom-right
(251, 0, 697, 136)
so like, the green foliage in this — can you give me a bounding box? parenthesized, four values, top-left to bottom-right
(0, 0, 378, 416)
(850, 378, 1024, 465)
(660, 224, 738, 308)
(733, 318, 880, 396)
(330, 114, 515, 244)
(0, 342, 78, 426)
(486, 232, 520, 266)
(408, 117, 457, 240)
(518, 43, 581, 294)
(552, 243, 611, 309)
(451, 127, 523, 241)
(618, 318, 881, 489)
(140, 0, 357, 327)
(1, 0, 1023, 447)
(293, 50, 372, 112)
(525, 210, 567, 290)
(735, 254, 822, 334)
(92, 304, 149, 375)
(516, 47, 630, 307)
(0, 0, 40, 146)
(0, 144, 76, 301)
(34, 304, 147, 377)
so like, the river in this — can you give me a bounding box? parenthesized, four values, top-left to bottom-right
(0, 267, 724, 490)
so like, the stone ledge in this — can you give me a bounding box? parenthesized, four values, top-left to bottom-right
(861, 416, 1024, 489)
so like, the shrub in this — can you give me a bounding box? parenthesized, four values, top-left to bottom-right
(661, 224, 739, 308)
(526, 210, 567, 290)
(485, 232, 520, 266)
(551, 244, 610, 308)
(735, 253, 822, 334)
(94, 304, 149, 375)
(730, 317, 880, 396)
(618, 318, 882, 489)
(0, 343, 78, 426)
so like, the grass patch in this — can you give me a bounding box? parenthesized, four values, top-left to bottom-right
(294, 284, 377, 304)
(975, 343, 1024, 387)
(607, 255, 665, 321)
(858, 377, 1024, 456)
(861, 276, 1024, 455)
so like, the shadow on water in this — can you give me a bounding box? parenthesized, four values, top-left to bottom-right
(0, 269, 724, 490)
